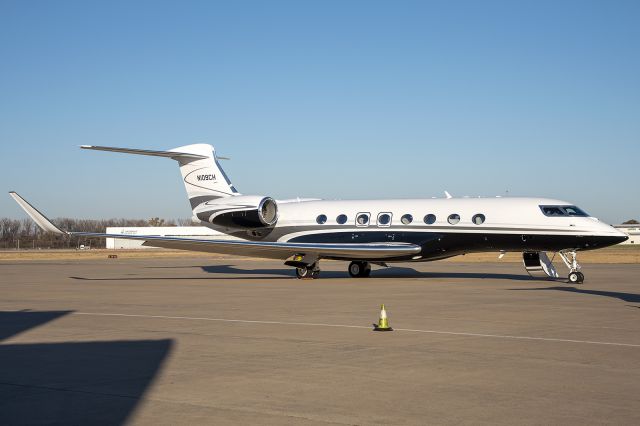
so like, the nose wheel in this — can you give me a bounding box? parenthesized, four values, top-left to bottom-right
(348, 261, 371, 278)
(568, 271, 585, 284)
(559, 251, 584, 284)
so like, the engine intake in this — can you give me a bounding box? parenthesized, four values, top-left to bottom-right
(195, 195, 278, 229)
(258, 197, 278, 226)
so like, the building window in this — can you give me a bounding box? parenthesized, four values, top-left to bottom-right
(316, 214, 327, 224)
(336, 214, 348, 224)
(424, 214, 436, 225)
(472, 214, 485, 225)
(377, 213, 392, 226)
(448, 214, 460, 225)
(401, 214, 413, 225)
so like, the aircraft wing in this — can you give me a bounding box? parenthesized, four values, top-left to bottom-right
(9, 192, 421, 260)
(71, 232, 420, 260)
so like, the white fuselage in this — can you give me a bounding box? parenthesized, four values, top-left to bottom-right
(204, 196, 626, 261)
(70, 143, 626, 266)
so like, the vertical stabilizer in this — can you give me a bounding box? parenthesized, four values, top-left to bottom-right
(169, 144, 239, 207)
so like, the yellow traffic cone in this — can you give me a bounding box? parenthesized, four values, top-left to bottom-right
(373, 304, 393, 331)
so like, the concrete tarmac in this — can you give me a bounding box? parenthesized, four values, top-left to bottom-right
(1, 257, 639, 425)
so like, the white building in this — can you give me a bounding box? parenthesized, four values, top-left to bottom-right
(614, 224, 640, 245)
(106, 226, 240, 249)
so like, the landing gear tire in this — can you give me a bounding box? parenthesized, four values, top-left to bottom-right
(348, 261, 371, 278)
(362, 264, 371, 277)
(348, 262, 361, 277)
(559, 251, 584, 284)
(296, 264, 320, 279)
(296, 267, 311, 279)
(296, 262, 320, 280)
(568, 271, 584, 284)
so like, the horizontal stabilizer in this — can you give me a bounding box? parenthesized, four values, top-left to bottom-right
(9, 192, 64, 234)
(81, 143, 239, 202)
(80, 145, 208, 160)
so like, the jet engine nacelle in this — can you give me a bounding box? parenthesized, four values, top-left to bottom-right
(194, 195, 278, 229)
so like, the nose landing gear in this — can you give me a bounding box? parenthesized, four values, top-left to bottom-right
(568, 271, 585, 284)
(559, 251, 584, 284)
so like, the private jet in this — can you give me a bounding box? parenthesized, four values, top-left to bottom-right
(10, 144, 627, 283)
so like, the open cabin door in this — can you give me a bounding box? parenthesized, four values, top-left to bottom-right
(523, 251, 560, 278)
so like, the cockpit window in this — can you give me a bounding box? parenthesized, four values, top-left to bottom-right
(541, 206, 564, 216)
(540, 205, 589, 217)
(563, 206, 588, 216)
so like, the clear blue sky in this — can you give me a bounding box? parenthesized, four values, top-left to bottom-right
(1, 0, 639, 224)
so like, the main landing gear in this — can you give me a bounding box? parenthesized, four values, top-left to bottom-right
(348, 261, 371, 278)
(295, 263, 320, 279)
(559, 251, 584, 284)
(293, 261, 373, 279)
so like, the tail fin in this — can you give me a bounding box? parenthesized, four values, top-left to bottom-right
(81, 144, 239, 208)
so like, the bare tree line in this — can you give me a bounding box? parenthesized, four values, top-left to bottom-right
(0, 217, 194, 249)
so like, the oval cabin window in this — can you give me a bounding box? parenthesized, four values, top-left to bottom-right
(356, 213, 369, 225)
(378, 213, 391, 225)
(472, 214, 485, 225)
(401, 214, 413, 225)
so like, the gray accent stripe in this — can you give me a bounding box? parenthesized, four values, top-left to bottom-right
(277, 224, 586, 233)
(189, 195, 221, 209)
(266, 224, 588, 241)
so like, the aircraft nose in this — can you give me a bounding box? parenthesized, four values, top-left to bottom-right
(588, 225, 629, 248)
(614, 232, 629, 244)
(608, 228, 629, 245)
(614, 234, 629, 244)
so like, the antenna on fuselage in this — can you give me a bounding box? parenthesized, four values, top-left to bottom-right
(444, 191, 453, 199)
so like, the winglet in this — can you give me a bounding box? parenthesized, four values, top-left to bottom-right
(8, 192, 65, 234)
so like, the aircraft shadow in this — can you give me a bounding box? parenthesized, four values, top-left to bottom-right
(197, 264, 540, 281)
(71, 265, 542, 282)
(378, 269, 539, 281)
(509, 286, 640, 303)
(0, 310, 71, 341)
(0, 311, 173, 425)
(70, 275, 291, 281)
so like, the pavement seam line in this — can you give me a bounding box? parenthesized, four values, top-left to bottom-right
(71, 311, 640, 348)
